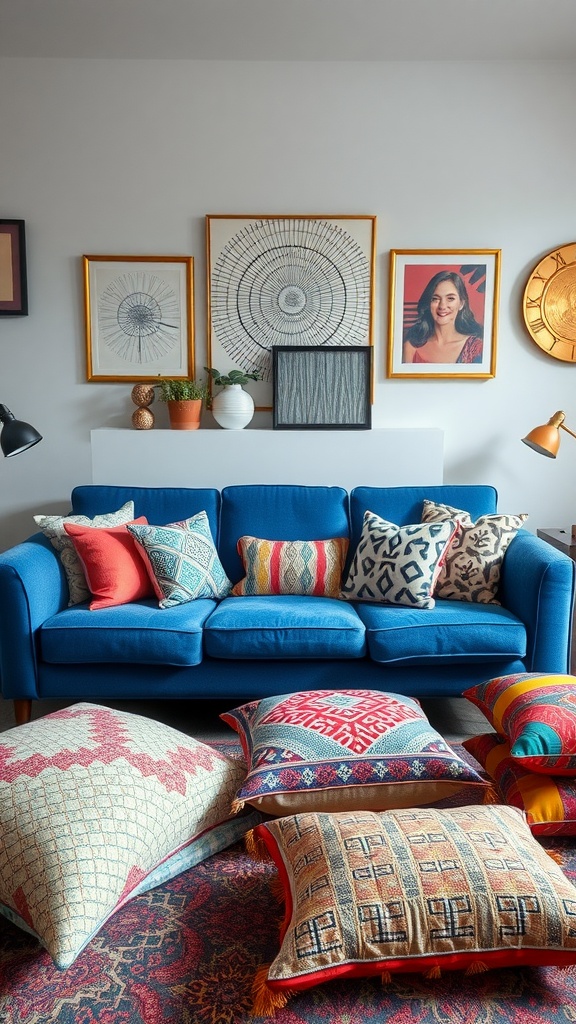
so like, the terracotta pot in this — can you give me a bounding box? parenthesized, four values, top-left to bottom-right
(167, 399, 202, 430)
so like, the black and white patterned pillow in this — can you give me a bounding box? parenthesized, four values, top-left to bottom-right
(421, 499, 528, 604)
(341, 510, 458, 608)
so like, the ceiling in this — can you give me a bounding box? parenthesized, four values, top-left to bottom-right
(1, 0, 576, 61)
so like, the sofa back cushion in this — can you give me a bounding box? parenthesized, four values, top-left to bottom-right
(349, 485, 498, 552)
(70, 486, 221, 542)
(219, 485, 350, 584)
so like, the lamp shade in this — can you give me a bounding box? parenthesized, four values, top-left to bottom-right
(0, 404, 42, 457)
(522, 425, 560, 458)
(521, 410, 568, 459)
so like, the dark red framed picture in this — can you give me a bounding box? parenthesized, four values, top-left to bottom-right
(0, 220, 28, 316)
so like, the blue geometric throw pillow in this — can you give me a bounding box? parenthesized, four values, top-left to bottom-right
(341, 509, 458, 608)
(127, 511, 232, 608)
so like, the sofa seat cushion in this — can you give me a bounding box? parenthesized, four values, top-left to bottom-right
(354, 599, 526, 665)
(204, 596, 366, 660)
(40, 598, 216, 666)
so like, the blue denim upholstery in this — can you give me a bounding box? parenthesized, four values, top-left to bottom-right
(0, 483, 573, 719)
(40, 598, 216, 666)
(204, 595, 366, 659)
(219, 485, 349, 583)
(354, 600, 526, 664)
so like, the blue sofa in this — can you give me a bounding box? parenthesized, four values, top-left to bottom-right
(0, 483, 574, 725)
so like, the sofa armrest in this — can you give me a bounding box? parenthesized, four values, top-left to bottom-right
(0, 534, 68, 700)
(499, 531, 576, 673)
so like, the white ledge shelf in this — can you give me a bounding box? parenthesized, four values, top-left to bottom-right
(91, 428, 444, 490)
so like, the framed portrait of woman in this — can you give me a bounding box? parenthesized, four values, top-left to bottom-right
(387, 249, 501, 379)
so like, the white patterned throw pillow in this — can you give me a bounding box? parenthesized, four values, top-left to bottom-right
(34, 502, 135, 605)
(0, 703, 257, 968)
(127, 510, 232, 608)
(341, 509, 458, 608)
(421, 499, 528, 603)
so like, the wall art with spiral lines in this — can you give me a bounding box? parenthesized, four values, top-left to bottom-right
(206, 215, 376, 409)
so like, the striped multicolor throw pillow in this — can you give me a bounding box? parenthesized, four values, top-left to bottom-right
(231, 536, 348, 597)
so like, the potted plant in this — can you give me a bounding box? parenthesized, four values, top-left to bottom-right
(156, 378, 210, 430)
(204, 367, 263, 430)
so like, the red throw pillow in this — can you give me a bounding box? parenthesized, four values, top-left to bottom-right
(64, 517, 153, 609)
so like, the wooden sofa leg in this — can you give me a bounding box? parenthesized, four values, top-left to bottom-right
(14, 699, 32, 725)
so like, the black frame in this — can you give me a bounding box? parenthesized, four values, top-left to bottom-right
(0, 220, 28, 316)
(273, 345, 372, 430)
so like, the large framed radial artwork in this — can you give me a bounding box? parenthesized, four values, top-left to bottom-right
(206, 215, 377, 409)
(83, 255, 195, 382)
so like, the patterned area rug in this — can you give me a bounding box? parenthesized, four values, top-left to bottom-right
(2, 741, 576, 1024)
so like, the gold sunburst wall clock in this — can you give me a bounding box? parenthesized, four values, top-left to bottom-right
(523, 242, 576, 362)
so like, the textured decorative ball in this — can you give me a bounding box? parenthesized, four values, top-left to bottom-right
(131, 383, 156, 408)
(132, 407, 155, 430)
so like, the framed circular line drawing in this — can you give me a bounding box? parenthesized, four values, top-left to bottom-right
(206, 215, 377, 409)
(83, 255, 195, 382)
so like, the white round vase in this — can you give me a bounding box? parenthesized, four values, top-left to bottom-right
(211, 384, 255, 430)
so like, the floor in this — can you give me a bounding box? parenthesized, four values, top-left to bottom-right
(0, 693, 492, 742)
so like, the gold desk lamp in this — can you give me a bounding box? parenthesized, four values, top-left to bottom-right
(521, 410, 576, 459)
(522, 410, 576, 540)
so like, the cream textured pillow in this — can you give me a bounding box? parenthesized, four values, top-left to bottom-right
(421, 499, 528, 603)
(0, 702, 256, 968)
(34, 502, 135, 605)
(341, 509, 458, 608)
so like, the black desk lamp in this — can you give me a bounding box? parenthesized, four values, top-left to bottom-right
(0, 404, 42, 457)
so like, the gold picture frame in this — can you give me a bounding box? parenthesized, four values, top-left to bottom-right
(206, 214, 377, 409)
(83, 254, 195, 382)
(387, 249, 500, 380)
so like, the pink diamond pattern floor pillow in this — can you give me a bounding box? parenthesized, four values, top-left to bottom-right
(0, 702, 254, 968)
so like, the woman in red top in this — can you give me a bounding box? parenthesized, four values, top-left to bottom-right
(402, 271, 483, 364)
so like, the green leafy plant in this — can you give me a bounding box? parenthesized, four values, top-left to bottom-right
(156, 378, 209, 402)
(204, 366, 263, 387)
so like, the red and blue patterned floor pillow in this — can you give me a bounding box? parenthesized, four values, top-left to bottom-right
(221, 689, 489, 816)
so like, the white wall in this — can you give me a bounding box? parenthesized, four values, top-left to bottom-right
(1, 57, 576, 548)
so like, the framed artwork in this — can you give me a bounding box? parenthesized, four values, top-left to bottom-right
(387, 249, 501, 379)
(273, 345, 372, 430)
(83, 255, 195, 382)
(0, 220, 28, 316)
(206, 214, 377, 409)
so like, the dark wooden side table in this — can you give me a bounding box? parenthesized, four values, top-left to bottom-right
(537, 528, 576, 560)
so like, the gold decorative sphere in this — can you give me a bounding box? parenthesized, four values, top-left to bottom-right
(131, 407, 155, 430)
(131, 383, 156, 408)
